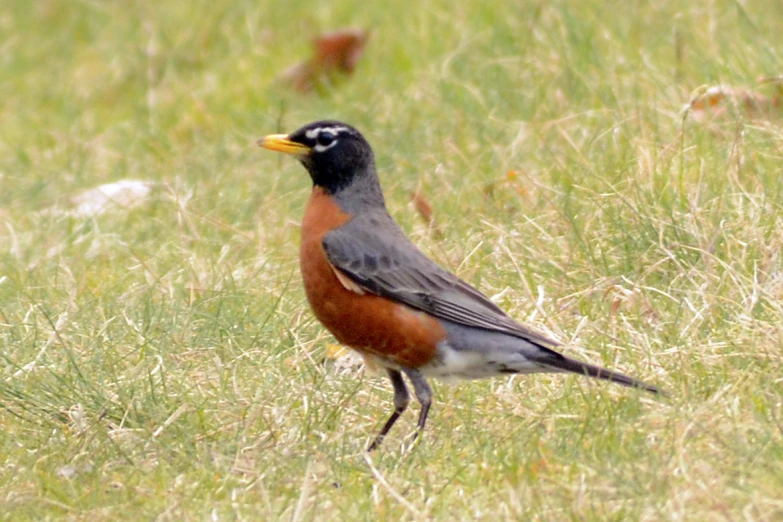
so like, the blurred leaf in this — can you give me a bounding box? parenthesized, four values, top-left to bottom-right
(685, 81, 782, 123)
(409, 188, 443, 238)
(280, 29, 371, 94)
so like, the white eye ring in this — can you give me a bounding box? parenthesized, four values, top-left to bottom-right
(313, 132, 338, 152)
(317, 131, 336, 147)
(304, 125, 350, 152)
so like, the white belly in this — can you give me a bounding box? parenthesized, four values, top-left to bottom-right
(417, 341, 544, 380)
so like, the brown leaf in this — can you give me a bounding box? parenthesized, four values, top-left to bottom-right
(410, 189, 444, 238)
(409, 189, 434, 223)
(280, 29, 370, 93)
(686, 83, 782, 123)
(313, 29, 370, 74)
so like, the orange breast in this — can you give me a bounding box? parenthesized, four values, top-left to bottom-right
(299, 187, 445, 368)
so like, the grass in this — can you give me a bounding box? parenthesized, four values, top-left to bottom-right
(1, 0, 782, 519)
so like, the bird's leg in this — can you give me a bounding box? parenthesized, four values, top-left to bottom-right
(367, 369, 410, 451)
(402, 368, 433, 443)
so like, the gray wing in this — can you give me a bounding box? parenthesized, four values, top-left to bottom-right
(322, 213, 559, 348)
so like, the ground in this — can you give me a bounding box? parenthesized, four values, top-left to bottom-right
(1, 0, 782, 520)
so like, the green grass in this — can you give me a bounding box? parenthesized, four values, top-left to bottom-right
(2, 0, 782, 519)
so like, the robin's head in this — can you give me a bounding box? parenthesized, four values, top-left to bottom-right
(259, 120, 375, 194)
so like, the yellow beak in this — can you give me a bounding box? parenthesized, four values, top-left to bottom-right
(258, 134, 312, 157)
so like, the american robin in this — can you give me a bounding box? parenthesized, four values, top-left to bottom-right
(259, 120, 664, 450)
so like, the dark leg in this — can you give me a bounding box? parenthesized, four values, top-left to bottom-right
(367, 369, 410, 451)
(402, 369, 433, 443)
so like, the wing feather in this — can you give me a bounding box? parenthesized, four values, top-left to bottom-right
(322, 213, 559, 348)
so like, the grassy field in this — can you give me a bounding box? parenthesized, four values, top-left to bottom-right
(2, 0, 782, 519)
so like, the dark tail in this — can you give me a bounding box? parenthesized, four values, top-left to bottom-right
(542, 355, 666, 396)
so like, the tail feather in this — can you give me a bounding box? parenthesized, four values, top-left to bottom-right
(541, 355, 665, 396)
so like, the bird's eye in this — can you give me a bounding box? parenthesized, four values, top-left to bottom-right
(317, 132, 336, 147)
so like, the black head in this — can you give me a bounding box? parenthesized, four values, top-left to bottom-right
(259, 120, 376, 194)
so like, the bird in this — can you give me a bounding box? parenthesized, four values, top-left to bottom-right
(259, 120, 664, 451)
